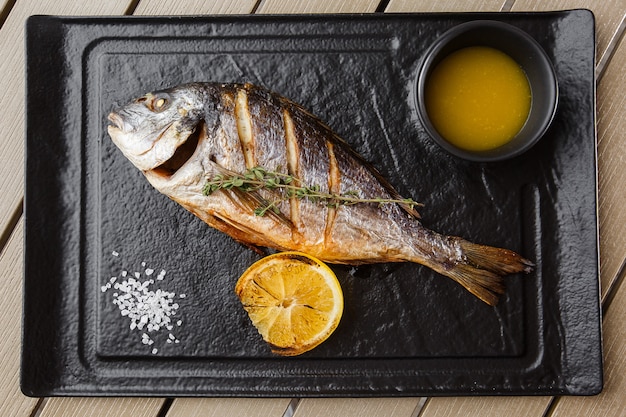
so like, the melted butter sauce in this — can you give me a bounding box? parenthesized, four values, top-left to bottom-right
(425, 46, 531, 152)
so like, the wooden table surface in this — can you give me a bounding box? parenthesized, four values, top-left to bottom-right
(1, 0, 625, 416)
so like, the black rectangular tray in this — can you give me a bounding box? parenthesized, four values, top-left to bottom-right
(22, 11, 602, 396)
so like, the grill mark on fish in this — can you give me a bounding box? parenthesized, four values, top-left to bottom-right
(283, 108, 303, 236)
(217, 90, 248, 173)
(235, 88, 256, 168)
(324, 141, 340, 247)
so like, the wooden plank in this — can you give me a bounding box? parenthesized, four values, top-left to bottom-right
(0, 221, 39, 417)
(166, 398, 293, 417)
(256, 0, 380, 13)
(385, 0, 506, 12)
(293, 398, 421, 417)
(419, 397, 551, 417)
(511, 0, 626, 61)
(550, 277, 626, 416)
(38, 397, 165, 417)
(134, 0, 257, 15)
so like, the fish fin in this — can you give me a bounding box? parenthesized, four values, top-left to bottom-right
(459, 240, 534, 275)
(444, 265, 506, 306)
(439, 239, 533, 306)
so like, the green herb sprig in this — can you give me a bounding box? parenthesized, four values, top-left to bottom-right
(202, 166, 421, 217)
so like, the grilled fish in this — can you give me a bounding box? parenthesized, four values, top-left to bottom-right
(107, 82, 532, 306)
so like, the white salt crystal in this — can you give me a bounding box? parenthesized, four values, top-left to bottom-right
(104, 258, 185, 354)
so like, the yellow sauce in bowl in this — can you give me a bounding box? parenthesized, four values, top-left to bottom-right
(425, 46, 531, 152)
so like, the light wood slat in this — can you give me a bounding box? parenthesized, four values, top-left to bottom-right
(0, 221, 39, 417)
(134, 0, 257, 15)
(595, 26, 626, 298)
(165, 398, 293, 417)
(256, 0, 380, 14)
(511, 0, 626, 61)
(293, 398, 420, 417)
(385, 0, 506, 12)
(420, 397, 551, 417)
(550, 277, 626, 416)
(39, 397, 165, 417)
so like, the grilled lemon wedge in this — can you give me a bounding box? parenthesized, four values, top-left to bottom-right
(235, 251, 344, 356)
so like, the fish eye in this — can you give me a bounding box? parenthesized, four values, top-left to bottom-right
(144, 94, 170, 112)
(155, 98, 166, 109)
(152, 96, 169, 112)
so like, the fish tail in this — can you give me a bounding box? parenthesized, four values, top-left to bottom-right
(431, 238, 533, 306)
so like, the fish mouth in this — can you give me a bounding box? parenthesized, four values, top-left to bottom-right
(108, 112, 125, 130)
(107, 112, 176, 162)
(151, 120, 204, 178)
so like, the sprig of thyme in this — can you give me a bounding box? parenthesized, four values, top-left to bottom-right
(202, 166, 421, 217)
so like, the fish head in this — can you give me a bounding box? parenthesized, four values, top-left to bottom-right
(107, 84, 209, 172)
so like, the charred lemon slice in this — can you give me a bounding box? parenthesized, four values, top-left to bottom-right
(235, 251, 343, 356)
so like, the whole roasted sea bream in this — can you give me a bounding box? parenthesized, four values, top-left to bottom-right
(107, 82, 532, 306)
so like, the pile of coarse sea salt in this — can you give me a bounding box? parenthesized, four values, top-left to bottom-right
(101, 250, 186, 354)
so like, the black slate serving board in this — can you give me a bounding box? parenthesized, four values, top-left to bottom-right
(22, 11, 601, 396)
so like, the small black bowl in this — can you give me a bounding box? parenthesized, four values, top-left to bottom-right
(416, 20, 558, 162)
